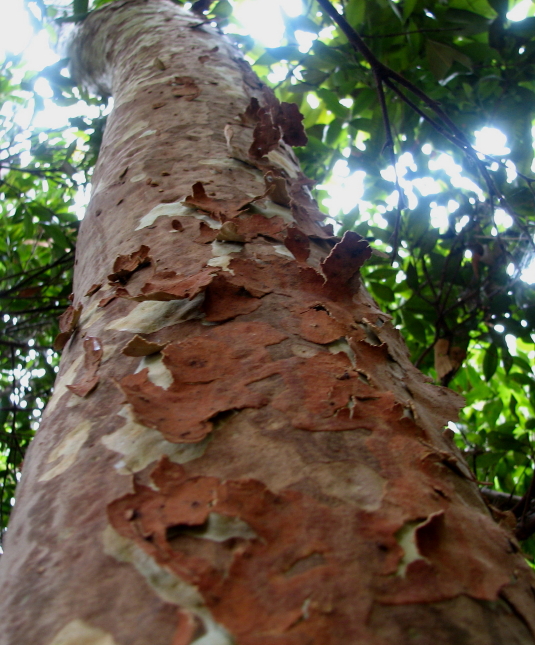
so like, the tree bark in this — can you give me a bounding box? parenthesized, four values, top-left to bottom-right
(1, 1, 535, 643)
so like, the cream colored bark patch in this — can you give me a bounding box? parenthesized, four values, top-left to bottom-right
(395, 517, 431, 577)
(307, 461, 386, 511)
(116, 119, 149, 145)
(327, 337, 356, 368)
(39, 420, 92, 482)
(173, 512, 257, 543)
(273, 244, 295, 259)
(252, 200, 294, 223)
(47, 619, 117, 645)
(130, 172, 147, 183)
(79, 298, 105, 331)
(102, 405, 208, 475)
(136, 354, 173, 389)
(42, 354, 84, 417)
(207, 240, 243, 272)
(105, 294, 204, 333)
(136, 201, 222, 230)
(199, 157, 264, 182)
(267, 149, 299, 178)
(101, 343, 120, 364)
(103, 526, 232, 645)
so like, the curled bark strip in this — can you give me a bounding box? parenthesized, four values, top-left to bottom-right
(108, 244, 151, 285)
(167, 75, 201, 101)
(66, 336, 103, 397)
(53, 303, 83, 351)
(184, 182, 268, 220)
(85, 283, 102, 297)
(247, 91, 308, 159)
(284, 225, 310, 263)
(122, 335, 166, 357)
(138, 267, 216, 301)
(320, 231, 372, 285)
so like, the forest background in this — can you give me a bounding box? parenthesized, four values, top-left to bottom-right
(2, 0, 535, 556)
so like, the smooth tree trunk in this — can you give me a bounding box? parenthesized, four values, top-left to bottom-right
(1, 1, 535, 643)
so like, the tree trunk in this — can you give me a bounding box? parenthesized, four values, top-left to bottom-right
(1, 1, 535, 643)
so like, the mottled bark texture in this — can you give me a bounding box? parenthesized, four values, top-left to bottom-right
(1, 1, 535, 644)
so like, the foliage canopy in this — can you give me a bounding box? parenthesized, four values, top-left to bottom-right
(2, 0, 535, 553)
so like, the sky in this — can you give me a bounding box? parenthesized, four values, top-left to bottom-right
(1, 0, 534, 284)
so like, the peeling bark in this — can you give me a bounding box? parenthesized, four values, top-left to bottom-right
(1, 1, 535, 644)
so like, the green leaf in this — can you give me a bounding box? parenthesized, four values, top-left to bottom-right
(443, 9, 492, 35)
(403, 0, 419, 22)
(211, 0, 232, 18)
(255, 46, 301, 65)
(426, 40, 472, 80)
(369, 282, 395, 303)
(346, 0, 366, 26)
(501, 346, 513, 374)
(405, 262, 419, 290)
(403, 312, 427, 343)
(487, 0, 508, 17)
(316, 88, 349, 118)
(339, 205, 360, 233)
(509, 394, 519, 419)
(283, 14, 321, 35)
(72, 0, 88, 14)
(483, 398, 503, 428)
(325, 118, 343, 145)
(483, 344, 498, 381)
(510, 373, 534, 387)
(509, 16, 535, 39)
(349, 117, 373, 132)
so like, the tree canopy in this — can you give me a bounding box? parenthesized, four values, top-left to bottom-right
(2, 0, 535, 555)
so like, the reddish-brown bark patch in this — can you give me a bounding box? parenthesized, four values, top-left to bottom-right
(284, 225, 310, 263)
(297, 307, 347, 344)
(202, 275, 264, 322)
(109, 456, 530, 644)
(215, 221, 246, 243)
(263, 170, 291, 206)
(53, 303, 83, 351)
(272, 352, 395, 432)
(97, 294, 116, 308)
(122, 335, 167, 357)
(118, 322, 287, 443)
(167, 76, 201, 101)
(320, 231, 372, 286)
(247, 92, 308, 159)
(137, 268, 216, 301)
(66, 336, 102, 397)
(85, 283, 102, 297)
(184, 182, 267, 221)
(194, 221, 218, 244)
(108, 458, 369, 644)
(108, 244, 151, 285)
(231, 212, 286, 241)
(278, 101, 308, 147)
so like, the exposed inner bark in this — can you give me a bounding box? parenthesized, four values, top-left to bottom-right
(0, 1, 534, 644)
